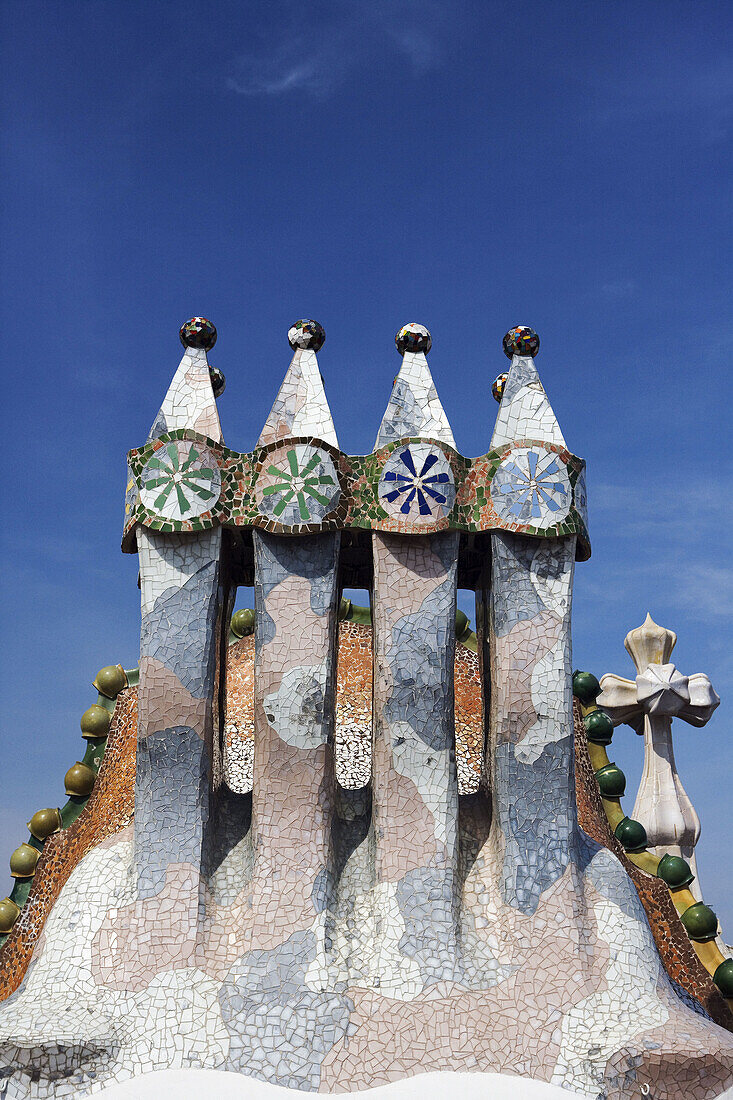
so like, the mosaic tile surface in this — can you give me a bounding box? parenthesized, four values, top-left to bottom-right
(251, 527, 340, 913)
(573, 699, 733, 1030)
(375, 343, 453, 448)
(255, 442, 341, 525)
(1, 634, 732, 1096)
(223, 634, 255, 794)
(222, 623, 482, 797)
(139, 438, 222, 521)
(120, 325, 589, 555)
(0, 686, 137, 1003)
(378, 441, 456, 521)
(129, 340, 229, 953)
(370, 530, 460, 990)
(148, 343, 222, 444)
(135, 525, 225, 901)
(1, 325, 732, 1098)
(258, 344, 337, 449)
(503, 325, 540, 360)
(491, 354, 566, 451)
(122, 430, 590, 555)
(491, 446, 571, 529)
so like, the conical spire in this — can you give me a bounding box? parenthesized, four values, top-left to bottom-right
(147, 317, 223, 444)
(375, 323, 455, 449)
(257, 319, 337, 448)
(490, 326, 565, 450)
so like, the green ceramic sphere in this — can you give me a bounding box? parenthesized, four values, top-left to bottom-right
(27, 807, 62, 840)
(64, 762, 96, 797)
(713, 958, 733, 998)
(657, 853, 695, 890)
(614, 816, 648, 853)
(92, 665, 127, 699)
(338, 598, 352, 621)
(9, 843, 40, 879)
(230, 609, 255, 637)
(0, 897, 20, 934)
(80, 704, 111, 739)
(594, 762, 626, 798)
(572, 670, 601, 704)
(584, 709, 614, 745)
(455, 610, 472, 643)
(681, 902, 719, 943)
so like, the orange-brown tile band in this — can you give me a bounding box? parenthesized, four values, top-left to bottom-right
(454, 641, 484, 792)
(223, 632, 255, 792)
(222, 622, 484, 795)
(334, 620, 373, 789)
(573, 698, 733, 1030)
(0, 687, 137, 1000)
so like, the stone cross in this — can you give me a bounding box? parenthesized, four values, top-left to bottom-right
(597, 613, 719, 896)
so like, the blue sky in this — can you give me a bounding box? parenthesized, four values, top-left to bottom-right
(1, 1, 731, 930)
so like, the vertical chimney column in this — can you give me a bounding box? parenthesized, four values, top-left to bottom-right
(134, 318, 227, 948)
(370, 324, 460, 986)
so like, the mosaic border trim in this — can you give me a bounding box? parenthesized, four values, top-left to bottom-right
(123, 430, 590, 559)
(572, 672, 733, 1011)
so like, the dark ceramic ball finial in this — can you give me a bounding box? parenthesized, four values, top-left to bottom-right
(208, 365, 226, 398)
(492, 372, 509, 403)
(395, 323, 432, 356)
(288, 319, 325, 352)
(179, 316, 218, 351)
(502, 325, 540, 360)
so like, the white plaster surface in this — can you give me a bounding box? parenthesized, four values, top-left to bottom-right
(90, 1068, 601, 1098)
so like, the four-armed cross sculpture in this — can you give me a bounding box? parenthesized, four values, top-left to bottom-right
(598, 613, 720, 898)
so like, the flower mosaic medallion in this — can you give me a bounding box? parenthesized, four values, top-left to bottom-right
(490, 446, 571, 529)
(378, 442, 456, 521)
(255, 443, 341, 526)
(139, 440, 221, 522)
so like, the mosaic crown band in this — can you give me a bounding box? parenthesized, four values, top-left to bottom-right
(122, 323, 589, 557)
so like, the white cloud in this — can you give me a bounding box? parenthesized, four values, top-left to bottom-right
(581, 53, 732, 144)
(227, 1, 448, 98)
(592, 479, 730, 537)
(675, 565, 733, 618)
(600, 279, 636, 300)
(584, 477, 733, 619)
(228, 56, 332, 98)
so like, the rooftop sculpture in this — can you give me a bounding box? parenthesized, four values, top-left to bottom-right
(598, 614, 720, 897)
(0, 319, 731, 1098)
